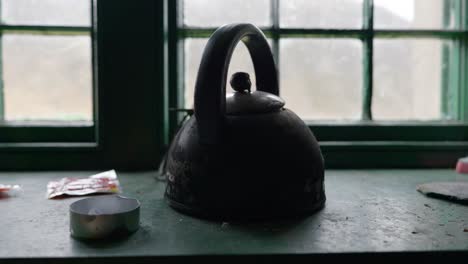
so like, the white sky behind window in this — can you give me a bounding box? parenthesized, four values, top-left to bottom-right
(375, 0, 414, 20)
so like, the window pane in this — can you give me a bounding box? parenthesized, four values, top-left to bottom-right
(373, 39, 449, 120)
(2, 0, 91, 26)
(3, 35, 93, 121)
(375, 0, 458, 29)
(183, 0, 270, 27)
(280, 39, 362, 120)
(280, 0, 363, 29)
(185, 38, 264, 108)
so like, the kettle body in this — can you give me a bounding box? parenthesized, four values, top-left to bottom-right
(164, 23, 325, 220)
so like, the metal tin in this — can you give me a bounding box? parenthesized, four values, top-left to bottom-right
(69, 195, 140, 239)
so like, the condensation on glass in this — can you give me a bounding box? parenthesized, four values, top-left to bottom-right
(2, 0, 91, 26)
(280, 0, 363, 29)
(375, 0, 458, 29)
(373, 39, 448, 120)
(184, 0, 270, 27)
(2, 0, 92, 122)
(280, 39, 362, 120)
(184, 38, 261, 108)
(3, 35, 93, 121)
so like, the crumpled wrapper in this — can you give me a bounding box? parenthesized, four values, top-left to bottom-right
(0, 184, 22, 197)
(47, 170, 120, 199)
(456, 156, 468, 174)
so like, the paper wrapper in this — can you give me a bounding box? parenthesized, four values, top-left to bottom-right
(0, 184, 20, 192)
(47, 170, 120, 199)
(0, 184, 22, 197)
(456, 157, 468, 174)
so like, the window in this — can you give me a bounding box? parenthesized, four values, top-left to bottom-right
(0, 0, 93, 142)
(0, 1, 167, 170)
(170, 0, 468, 167)
(1, 1, 466, 169)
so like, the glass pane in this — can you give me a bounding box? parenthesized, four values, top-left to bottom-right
(280, 39, 362, 120)
(185, 38, 265, 108)
(2, 0, 91, 26)
(183, 0, 270, 27)
(373, 39, 449, 120)
(375, 0, 458, 29)
(280, 0, 363, 29)
(3, 34, 93, 121)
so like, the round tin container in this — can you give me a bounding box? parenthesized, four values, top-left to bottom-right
(69, 195, 140, 239)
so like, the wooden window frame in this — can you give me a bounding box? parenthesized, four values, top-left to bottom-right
(0, 0, 466, 170)
(0, 0, 168, 170)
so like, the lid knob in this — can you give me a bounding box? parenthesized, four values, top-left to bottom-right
(230, 72, 251, 93)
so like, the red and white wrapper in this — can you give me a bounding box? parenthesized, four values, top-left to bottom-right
(0, 184, 22, 197)
(47, 170, 121, 199)
(456, 157, 468, 174)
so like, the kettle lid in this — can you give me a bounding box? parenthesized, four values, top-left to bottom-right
(226, 72, 285, 115)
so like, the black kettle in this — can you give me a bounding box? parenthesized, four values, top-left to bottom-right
(164, 23, 325, 220)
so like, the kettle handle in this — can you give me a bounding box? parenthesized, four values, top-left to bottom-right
(194, 23, 279, 145)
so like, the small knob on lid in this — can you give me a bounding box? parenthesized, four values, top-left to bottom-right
(230, 72, 251, 93)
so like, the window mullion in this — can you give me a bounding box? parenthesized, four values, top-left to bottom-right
(271, 0, 280, 94)
(460, 38, 467, 121)
(362, 0, 374, 121)
(0, 25, 90, 35)
(441, 0, 450, 119)
(442, 1, 459, 120)
(170, 0, 186, 138)
(0, 35, 3, 123)
(445, 0, 468, 122)
(460, 1, 468, 121)
(0, 1, 3, 122)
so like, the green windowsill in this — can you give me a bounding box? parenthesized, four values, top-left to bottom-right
(1, 170, 467, 263)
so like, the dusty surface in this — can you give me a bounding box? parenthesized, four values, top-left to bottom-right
(0, 170, 467, 259)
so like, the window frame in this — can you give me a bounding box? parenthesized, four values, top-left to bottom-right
(0, 0, 466, 170)
(0, 1, 94, 143)
(0, 0, 169, 170)
(170, 0, 468, 168)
